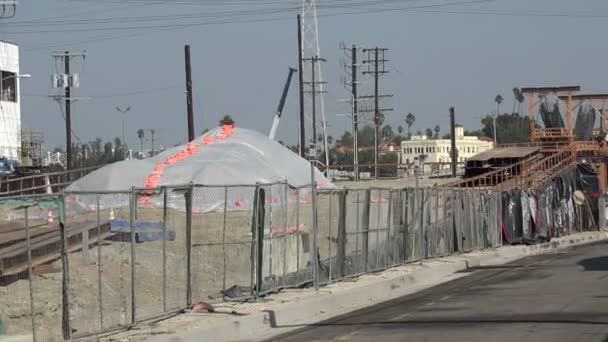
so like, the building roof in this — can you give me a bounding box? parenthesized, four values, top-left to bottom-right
(466, 147, 540, 162)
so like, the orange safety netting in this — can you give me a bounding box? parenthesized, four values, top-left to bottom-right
(139, 124, 236, 203)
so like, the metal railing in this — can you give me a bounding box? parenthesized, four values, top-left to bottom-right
(0, 166, 100, 197)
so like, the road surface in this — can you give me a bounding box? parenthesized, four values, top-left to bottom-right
(270, 242, 608, 342)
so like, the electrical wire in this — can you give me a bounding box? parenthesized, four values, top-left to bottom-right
(4, 0, 492, 34)
(18, 0, 494, 53)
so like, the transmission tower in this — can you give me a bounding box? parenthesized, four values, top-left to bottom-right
(301, 0, 329, 167)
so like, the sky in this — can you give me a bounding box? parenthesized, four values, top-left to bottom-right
(2, 0, 608, 151)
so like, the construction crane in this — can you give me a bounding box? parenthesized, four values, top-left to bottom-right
(269, 67, 297, 140)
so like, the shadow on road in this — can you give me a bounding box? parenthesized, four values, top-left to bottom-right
(263, 310, 608, 330)
(578, 256, 608, 271)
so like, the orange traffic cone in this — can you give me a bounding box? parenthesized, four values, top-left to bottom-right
(47, 210, 54, 225)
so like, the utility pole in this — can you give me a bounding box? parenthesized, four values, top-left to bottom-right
(351, 45, 359, 182)
(51, 51, 86, 173)
(297, 15, 306, 158)
(450, 107, 457, 178)
(149, 129, 156, 155)
(362, 47, 391, 180)
(64, 52, 72, 171)
(303, 56, 327, 161)
(184, 45, 195, 142)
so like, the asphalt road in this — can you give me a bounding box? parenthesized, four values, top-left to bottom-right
(269, 242, 608, 342)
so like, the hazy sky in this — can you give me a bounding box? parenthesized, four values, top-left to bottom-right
(2, 0, 608, 150)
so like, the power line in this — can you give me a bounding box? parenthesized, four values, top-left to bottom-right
(6, 0, 493, 34)
(20, 0, 491, 52)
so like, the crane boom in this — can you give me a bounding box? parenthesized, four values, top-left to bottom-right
(269, 67, 297, 140)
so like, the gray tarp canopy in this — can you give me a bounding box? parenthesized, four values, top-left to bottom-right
(66, 126, 331, 212)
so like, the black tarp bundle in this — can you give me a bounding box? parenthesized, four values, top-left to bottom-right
(500, 165, 596, 244)
(540, 100, 565, 128)
(574, 103, 596, 141)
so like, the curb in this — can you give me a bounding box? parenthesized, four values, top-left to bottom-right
(146, 231, 608, 342)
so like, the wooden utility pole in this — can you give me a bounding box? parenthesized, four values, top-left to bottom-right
(297, 15, 306, 158)
(185, 45, 195, 142)
(373, 47, 379, 179)
(351, 45, 359, 182)
(64, 51, 72, 171)
(450, 107, 457, 177)
(52, 50, 86, 173)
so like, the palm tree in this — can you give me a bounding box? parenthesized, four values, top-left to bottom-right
(433, 125, 440, 139)
(494, 94, 503, 145)
(137, 129, 145, 154)
(512, 87, 525, 114)
(405, 113, 416, 140)
(425, 128, 433, 139)
(219, 114, 235, 126)
(397, 125, 404, 135)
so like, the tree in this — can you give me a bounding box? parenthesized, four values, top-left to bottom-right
(512, 87, 525, 114)
(113, 137, 126, 162)
(327, 135, 334, 145)
(405, 112, 416, 139)
(336, 131, 353, 147)
(397, 125, 404, 135)
(381, 125, 394, 141)
(219, 115, 235, 126)
(137, 129, 145, 153)
(103, 142, 113, 162)
(425, 128, 433, 139)
(358, 125, 375, 147)
(480, 112, 531, 144)
(433, 125, 440, 139)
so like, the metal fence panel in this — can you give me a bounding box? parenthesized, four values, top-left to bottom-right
(0, 204, 35, 339)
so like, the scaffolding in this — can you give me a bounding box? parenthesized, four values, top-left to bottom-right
(20, 128, 43, 167)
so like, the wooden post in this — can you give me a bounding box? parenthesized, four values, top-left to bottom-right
(602, 99, 607, 131)
(529, 93, 536, 142)
(567, 93, 573, 141)
(336, 190, 347, 278)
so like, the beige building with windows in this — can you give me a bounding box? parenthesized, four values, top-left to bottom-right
(401, 126, 493, 171)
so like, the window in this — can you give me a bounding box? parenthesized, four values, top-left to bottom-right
(1, 71, 17, 103)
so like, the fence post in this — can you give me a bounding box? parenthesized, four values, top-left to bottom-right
(162, 188, 168, 312)
(336, 190, 347, 279)
(257, 187, 266, 294)
(362, 189, 371, 272)
(222, 187, 228, 301)
(185, 186, 193, 307)
(250, 186, 266, 296)
(402, 189, 409, 263)
(385, 190, 393, 268)
(96, 195, 104, 329)
(59, 198, 71, 340)
(24, 207, 38, 342)
(129, 188, 137, 325)
(420, 188, 425, 262)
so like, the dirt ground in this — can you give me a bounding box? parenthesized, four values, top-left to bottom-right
(0, 180, 431, 340)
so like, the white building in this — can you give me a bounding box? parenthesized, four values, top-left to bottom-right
(401, 126, 494, 171)
(0, 40, 21, 161)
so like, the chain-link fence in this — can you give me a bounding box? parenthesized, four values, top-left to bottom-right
(0, 181, 596, 341)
